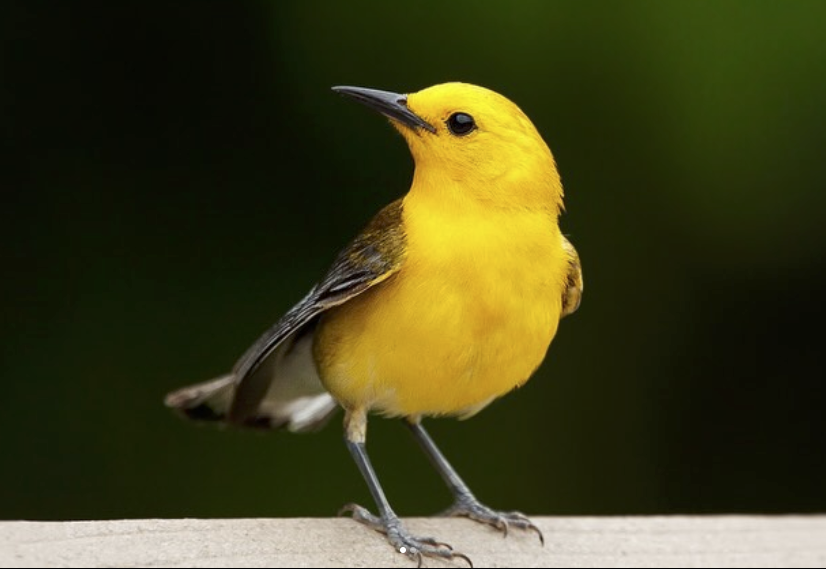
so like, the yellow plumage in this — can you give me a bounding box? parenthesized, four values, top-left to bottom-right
(316, 202, 567, 418)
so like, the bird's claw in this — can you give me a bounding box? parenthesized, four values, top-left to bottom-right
(441, 499, 544, 546)
(341, 502, 473, 567)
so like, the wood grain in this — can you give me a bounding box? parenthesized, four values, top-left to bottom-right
(1, 516, 825, 568)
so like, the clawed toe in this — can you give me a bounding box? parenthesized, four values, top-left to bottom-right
(342, 503, 473, 567)
(442, 500, 544, 545)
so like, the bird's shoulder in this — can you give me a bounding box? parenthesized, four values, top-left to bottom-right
(315, 198, 407, 305)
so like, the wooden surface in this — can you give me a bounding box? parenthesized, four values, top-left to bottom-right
(1, 516, 825, 568)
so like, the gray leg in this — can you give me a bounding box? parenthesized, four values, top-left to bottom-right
(406, 419, 544, 545)
(340, 410, 472, 566)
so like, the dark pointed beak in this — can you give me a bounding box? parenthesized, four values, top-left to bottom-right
(332, 86, 436, 133)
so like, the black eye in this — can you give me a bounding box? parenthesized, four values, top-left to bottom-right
(446, 112, 476, 136)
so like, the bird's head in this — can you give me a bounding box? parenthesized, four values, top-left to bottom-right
(333, 82, 563, 212)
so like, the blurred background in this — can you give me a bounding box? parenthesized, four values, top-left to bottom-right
(3, 1, 826, 521)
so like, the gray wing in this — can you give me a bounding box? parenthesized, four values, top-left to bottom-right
(164, 199, 406, 431)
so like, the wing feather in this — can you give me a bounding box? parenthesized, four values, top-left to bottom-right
(226, 199, 406, 424)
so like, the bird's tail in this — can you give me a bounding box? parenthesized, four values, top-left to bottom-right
(164, 374, 240, 424)
(164, 371, 338, 433)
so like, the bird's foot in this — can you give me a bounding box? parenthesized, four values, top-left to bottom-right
(440, 496, 544, 545)
(340, 503, 473, 567)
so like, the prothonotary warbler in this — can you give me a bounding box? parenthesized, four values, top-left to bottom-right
(165, 82, 583, 565)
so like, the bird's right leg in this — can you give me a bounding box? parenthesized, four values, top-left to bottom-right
(340, 408, 471, 567)
(405, 418, 544, 544)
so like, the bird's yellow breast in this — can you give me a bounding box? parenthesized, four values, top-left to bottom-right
(313, 193, 568, 418)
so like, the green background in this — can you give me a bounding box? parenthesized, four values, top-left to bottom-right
(3, 1, 826, 521)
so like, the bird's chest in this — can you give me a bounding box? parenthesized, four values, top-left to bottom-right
(317, 215, 567, 417)
(395, 228, 564, 374)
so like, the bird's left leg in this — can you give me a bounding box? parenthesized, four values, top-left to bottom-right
(341, 409, 472, 566)
(405, 418, 544, 544)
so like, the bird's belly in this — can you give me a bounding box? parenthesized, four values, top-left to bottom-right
(313, 260, 563, 418)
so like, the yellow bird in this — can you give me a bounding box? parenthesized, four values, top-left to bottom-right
(165, 82, 583, 565)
